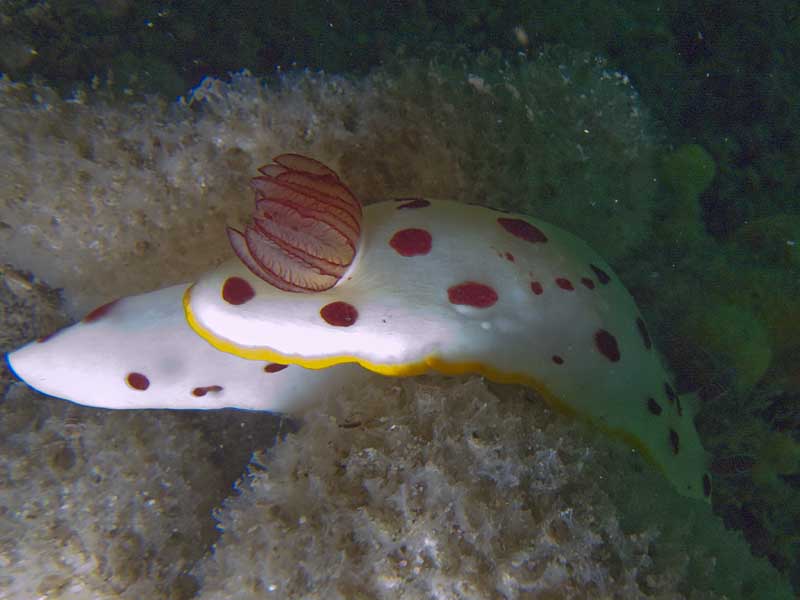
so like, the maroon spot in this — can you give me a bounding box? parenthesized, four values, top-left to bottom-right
(636, 317, 652, 350)
(389, 228, 432, 257)
(222, 276, 255, 305)
(192, 385, 223, 397)
(497, 218, 548, 243)
(703, 474, 712, 498)
(395, 198, 431, 209)
(447, 282, 498, 308)
(530, 281, 544, 295)
(504, 251, 515, 262)
(264, 363, 289, 373)
(555, 277, 574, 291)
(552, 355, 564, 365)
(126, 372, 150, 391)
(590, 264, 611, 285)
(320, 301, 359, 327)
(647, 397, 662, 415)
(83, 299, 120, 323)
(36, 332, 57, 344)
(580, 277, 595, 290)
(594, 329, 621, 362)
(669, 429, 680, 455)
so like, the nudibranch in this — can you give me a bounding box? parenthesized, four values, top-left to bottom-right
(7, 284, 369, 411)
(6, 153, 711, 502)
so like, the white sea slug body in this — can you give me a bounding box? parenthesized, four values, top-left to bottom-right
(7, 283, 369, 412)
(6, 154, 711, 501)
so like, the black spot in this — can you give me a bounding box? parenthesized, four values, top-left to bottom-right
(703, 473, 712, 498)
(647, 397, 662, 415)
(636, 317, 652, 350)
(669, 429, 680, 455)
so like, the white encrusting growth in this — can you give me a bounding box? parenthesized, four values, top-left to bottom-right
(7, 284, 368, 412)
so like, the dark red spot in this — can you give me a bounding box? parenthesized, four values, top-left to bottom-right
(36, 332, 57, 344)
(647, 397, 662, 415)
(320, 301, 358, 327)
(552, 355, 564, 365)
(590, 264, 611, 285)
(395, 198, 431, 210)
(530, 281, 543, 295)
(504, 251, 515, 262)
(126, 372, 150, 391)
(497, 218, 548, 243)
(389, 228, 432, 257)
(594, 329, 621, 362)
(222, 276, 255, 305)
(636, 317, 652, 350)
(192, 385, 223, 397)
(394, 198, 431, 210)
(669, 429, 680, 455)
(264, 363, 289, 373)
(83, 299, 120, 323)
(447, 282, 498, 308)
(555, 277, 574, 291)
(580, 277, 595, 290)
(703, 474, 712, 498)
